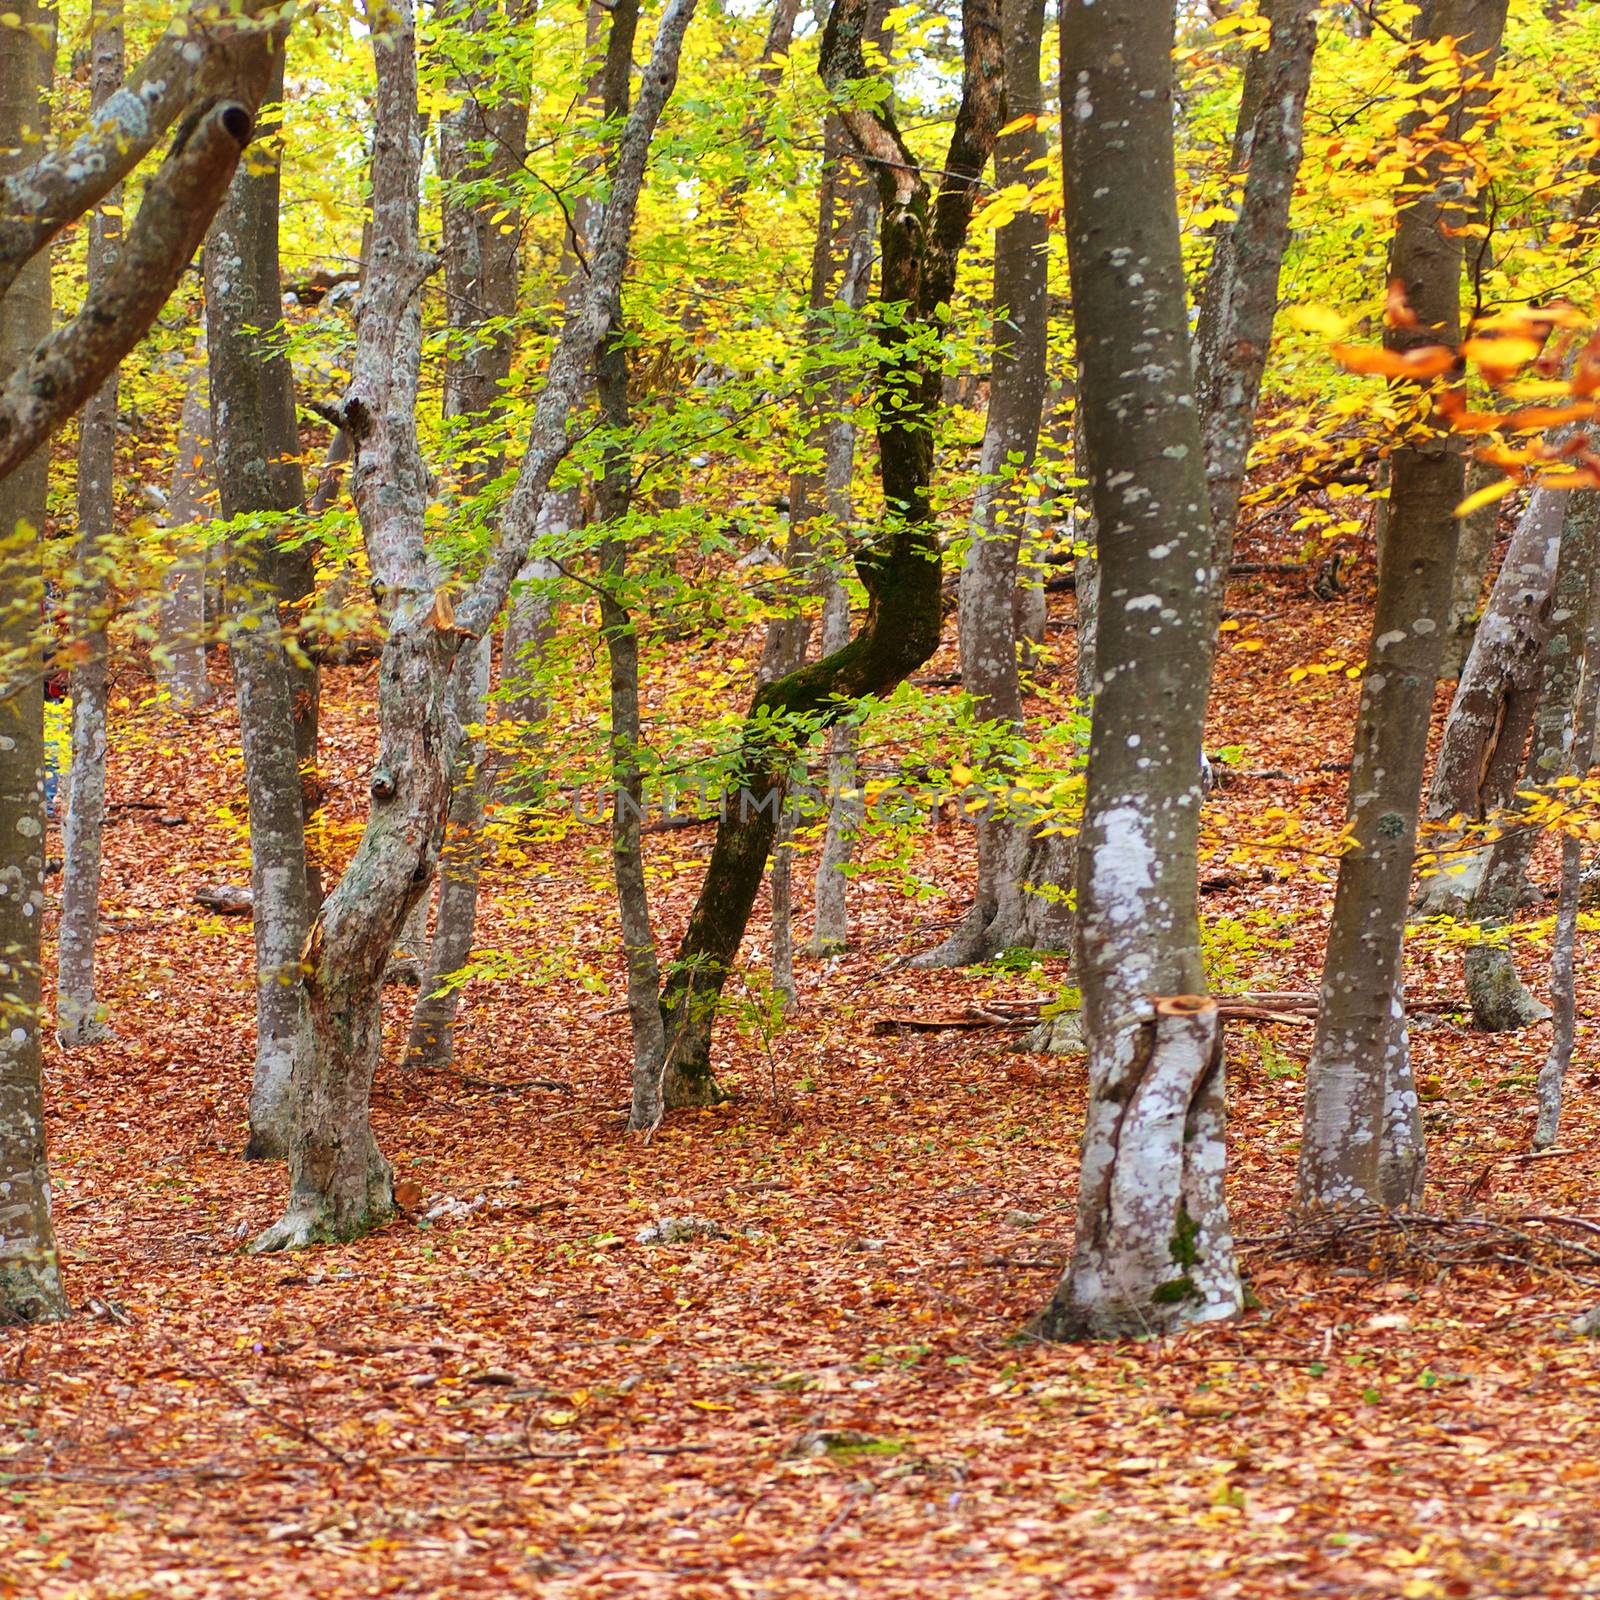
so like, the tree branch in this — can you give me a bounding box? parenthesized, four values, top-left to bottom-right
(0, 94, 265, 483)
(0, 0, 280, 304)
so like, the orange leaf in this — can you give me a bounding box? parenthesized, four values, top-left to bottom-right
(1332, 343, 1455, 379)
(1384, 277, 1418, 328)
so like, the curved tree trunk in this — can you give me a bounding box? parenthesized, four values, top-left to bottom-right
(1298, 0, 1509, 1212)
(1030, 0, 1238, 1341)
(0, 0, 66, 1325)
(55, 1, 123, 1050)
(254, 0, 697, 1248)
(657, 0, 1002, 1105)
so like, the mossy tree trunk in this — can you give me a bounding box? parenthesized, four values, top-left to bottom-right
(1298, 0, 1509, 1212)
(1030, 0, 1238, 1341)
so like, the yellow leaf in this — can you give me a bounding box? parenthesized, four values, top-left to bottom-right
(1454, 477, 1516, 517)
(997, 113, 1037, 137)
(1288, 305, 1350, 339)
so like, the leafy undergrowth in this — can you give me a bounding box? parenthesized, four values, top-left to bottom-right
(7, 537, 1600, 1599)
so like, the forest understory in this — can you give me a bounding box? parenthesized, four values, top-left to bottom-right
(8, 512, 1599, 1600)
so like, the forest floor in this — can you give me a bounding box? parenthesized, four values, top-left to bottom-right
(6, 513, 1600, 1599)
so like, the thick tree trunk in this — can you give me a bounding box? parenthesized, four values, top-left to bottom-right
(1030, 0, 1238, 1341)
(1415, 484, 1563, 917)
(1298, 0, 1508, 1212)
(255, 0, 697, 1247)
(55, 3, 123, 1050)
(206, 25, 313, 1162)
(1464, 491, 1596, 1031)
(1193, 0, 1317, 587)
(157, 350, 215, 709)
(658, 0, 1002, 1103)
(917, 0, 1050, 970)
(1535, 496, 1600, 1147)
(0, 0, 66, 1324)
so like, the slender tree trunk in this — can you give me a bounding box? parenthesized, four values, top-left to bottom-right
(658, 0, 1002, 1103)
(157, 348, 215, 709)
(499, 0, 605, 734)
(0, 0, 66, 1324)
(1030, 0, 1238, 1342)
(206, 24, 313, 1161)
(403, 0, 530, 1065)
(1440, 458, 1502, 677)
(1193, 0, 1317, 589)
(917, 0, 1050, 969)
(1464, 490, 1595, 1031)
(404, 639, 489, 1066)
(254, 0, 696, 1248)
(804, 166, 879, 957)
(1415, 484, 1563, 917)
(1298, 0, 1509, 1212)
(55, 1, 123, 1049)
(1535, 496, 1600, 1147)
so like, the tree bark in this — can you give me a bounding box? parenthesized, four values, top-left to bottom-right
(206, 23, 314, 1161)
(157, 347, 215, 709)
(1193, 0, 1318, 589)
(1298, 0, 1509, 1212)
(254, 0, 697, 1248)
(1535, 495, 1600, 1148)
(55, 0, 123, 1050)
(0, 46, 272, 484)
(916, 0, 1051, 970)
(0, 0, 66, 1324)
(1464, 490, 1595, 1031)
(404, 0, 531, 1069)
(1030, 0, 1238, 1341)
(1414, 484, 1563, 917)
(1439, 457, 1502, 677)
(657, 0, 1002, 1104)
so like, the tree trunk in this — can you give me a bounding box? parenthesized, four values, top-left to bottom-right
(1298, 0, 1509, 1212)
(916, 0, 1050, 970)
(157, 348, 215, 709)
(55, 0, 123, 1049)
(0, 0, 66, 1325)
(254, 0, 697, 1248)
(206, 23, 313, 1161)
(403, 0, 530, 1065)
(658, 0, 1002, 1104)
(1464, 490, 1596, 1032)
(1030, 0, 1238, 1341)
(1439, 457, 1502, 678)
(1535, 495, 1600, 1148)
(1414, 484, 1562, 917)
(1193, 0, 1317, 589)
(803, 155, 880, 957)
